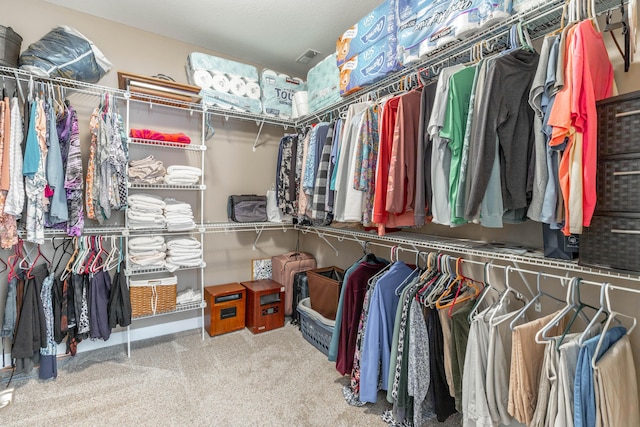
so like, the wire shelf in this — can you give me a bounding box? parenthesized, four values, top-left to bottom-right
(128, 138, 207, 151)
(127, 226, 205, 236)
(298, 226, 640, 283)
(128, 183, 205, 191)
(126, 262, 206, 276)
(131, 300, 206, 320)
(202, 221, 294, 233)
(17, 225, 128, 238)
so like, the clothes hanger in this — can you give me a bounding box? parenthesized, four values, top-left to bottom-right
(90, 236, 108, 273)
(591, 283, 637, 370)
(436, 258, 483, 314)
(24, 244, 51, 279)
(435, 257, 467, 308)
(103, 235, 121, 272)
(577, 282, 610, 347)
(548, 0, 570, 37)
(468, 262, 496, 322)
(51, 237, 73, 277)
(488, 265, 515, 325)
(535, 277, 590, 344)
(424, 255, 454, 307)
(506, 271, 568, 330)
(554, 278, 603, 349)
(534, 277, 593, 345)
(61, 237, 80, 281)
(442, 268, 482, 313)
(390, 251, 424, 297)
(7, 240, 24, 281)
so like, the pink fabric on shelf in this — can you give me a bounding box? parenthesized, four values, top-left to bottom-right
(129, 128, 191, 144)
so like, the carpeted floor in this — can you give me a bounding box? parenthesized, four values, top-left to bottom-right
(0, 323, 462, 426)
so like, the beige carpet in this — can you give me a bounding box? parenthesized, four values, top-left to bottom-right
(0, 323, 462, 426)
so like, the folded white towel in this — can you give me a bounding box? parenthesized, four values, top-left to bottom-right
(129, 193, 167, 208)
(165, 216, 194, 224)
(167, 248, 202, 257)
(164, 175, 200, 185)
(128, 210, 165, 221)
(166, 238, 201, 249)
(128, 248, 166, 258)
(167, 165, 202, 176)
(177, 289, 200, 304)
(164, 199, 193, 211)
(166, 256, 202, 265)
(128, 236, 165, 249)
(167, 222, 196, 232)
(129, 252, 166, 266)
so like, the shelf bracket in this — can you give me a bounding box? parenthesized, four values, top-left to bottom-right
(318, 232, 339, 256)
(252, 224, 265, 250)
(252, 119, 266, 152)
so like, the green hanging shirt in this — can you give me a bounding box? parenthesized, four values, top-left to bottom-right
(439, 66, 477, 226)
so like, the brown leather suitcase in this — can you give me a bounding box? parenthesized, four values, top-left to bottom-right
(271, 252, 316, 316)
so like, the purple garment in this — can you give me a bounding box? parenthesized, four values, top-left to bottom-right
(61, 105, 84, 236)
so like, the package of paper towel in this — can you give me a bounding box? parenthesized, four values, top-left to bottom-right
(260, 69, 306, 119)
(186, 52, 262, 114)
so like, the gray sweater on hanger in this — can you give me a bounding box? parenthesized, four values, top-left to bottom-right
(465, 49, 540, 220)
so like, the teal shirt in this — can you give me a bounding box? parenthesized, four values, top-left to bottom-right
(22, 101, 40, 178)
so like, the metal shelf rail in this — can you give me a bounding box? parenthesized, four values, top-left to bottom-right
(297, 226, 640, 284)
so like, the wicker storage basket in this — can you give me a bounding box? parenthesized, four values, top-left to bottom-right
(130, 275, 177, 317)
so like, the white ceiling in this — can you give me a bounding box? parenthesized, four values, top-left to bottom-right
(44, 0, 385, 78)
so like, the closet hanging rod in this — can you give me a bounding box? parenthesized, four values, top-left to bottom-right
(297, 226, 640, 283)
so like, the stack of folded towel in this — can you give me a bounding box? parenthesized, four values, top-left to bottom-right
(164, 198, 195, 231)
(176, 288, 203, 305)
(128, 193, 167, 229)
(128, 236, 167, 270)
(128, 156, 166, 185)
(164, 165, 202, 186)
(165, 237, 203, 272)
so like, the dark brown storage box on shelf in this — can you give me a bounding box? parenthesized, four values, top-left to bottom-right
(580, 90, 640, 273)
(0, 26, 22, 68)
(307, 267, 344, 320)
(204, 283, 246, 337)
(241, 279, 285, 334)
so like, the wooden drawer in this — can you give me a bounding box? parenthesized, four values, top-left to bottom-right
(580, 215, 640, 272)
(596, 157, 640, 213)
(598, 91, 640, 157)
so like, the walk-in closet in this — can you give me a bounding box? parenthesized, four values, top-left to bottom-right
(0, 0, 639, 425)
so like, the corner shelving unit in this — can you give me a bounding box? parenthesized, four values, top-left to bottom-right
(123, 88, 209, 355)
